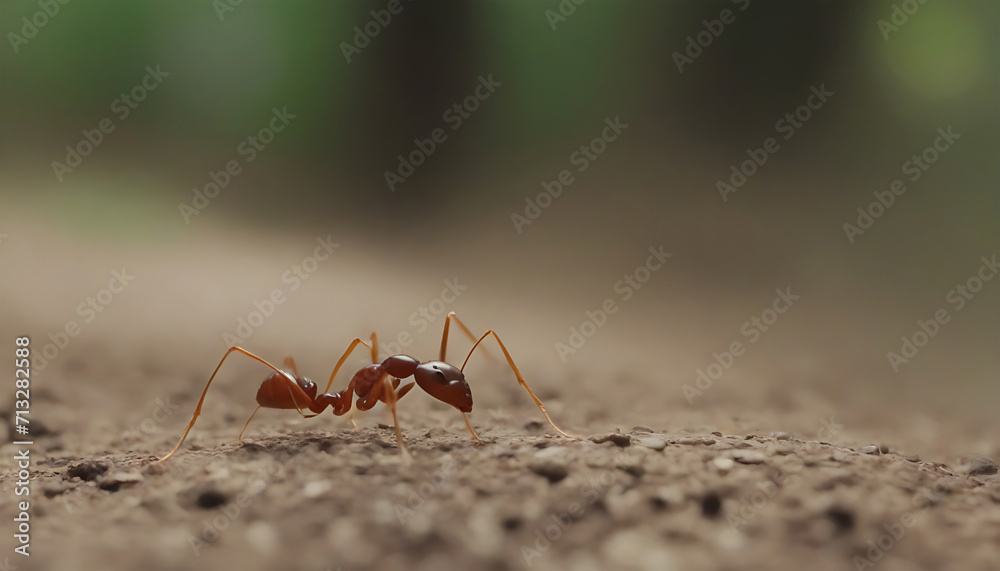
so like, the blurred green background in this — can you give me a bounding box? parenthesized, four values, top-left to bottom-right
(2, 0, 995, 229)
(0, 0, 997, 424)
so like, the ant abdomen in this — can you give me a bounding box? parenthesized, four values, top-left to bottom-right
(256, 373, 316, 410)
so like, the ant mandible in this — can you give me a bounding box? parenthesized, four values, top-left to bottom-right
(157, 312, 573, 462)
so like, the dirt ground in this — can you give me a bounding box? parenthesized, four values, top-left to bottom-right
(0, 212, 998, 571)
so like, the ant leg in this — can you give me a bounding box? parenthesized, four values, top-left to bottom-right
(439, 312, 494, 363)
(322, 333, 381, 430)
(158, 347, 289, 462)
(323, 337, 374, 394)
(344, 333, 380, 429)
(368, 332, 379, 362)
(238, 406, 261, 443)
(396, 382, 416, 401)
(283, 357, 299, 377)
(378, 380, 415, 404)
(381, 376, 411, 462)
(461, 412, 483, 443)
(284, 381, 319, 419)
(462, 330, 575, 439)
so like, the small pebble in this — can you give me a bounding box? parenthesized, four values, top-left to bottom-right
(676, 437, 715, 446)
(635, 437, 666, 451)
(65, 461, 109, 482)
(186, 483, 228, 510)
(826, 506, 856, 533)
(42, 482, 73, 497)
(623, 464, 645, 478)
(98, 472, 143, 491)
(711, 431, 723, 437)
(631, 426, 654, 434)
(965, 456, 999, 476)
(879, 444, 891, 454)
(245, 521, 279, 556)
(303, 480, 331, 498)
(701, 493, 722, 517)
(859, 445, 880, 455)
(590, 433, 631, 447)
(528, 459, 568, 483)
(713, 457, 735, 473)
(650, 486, 684, 510)
(529, 447, 569, 482)
(771, 432, 793, 441)
(733, 450, 767, 464)
(603, 529, 674, 570)
(524, 420, 544, 431)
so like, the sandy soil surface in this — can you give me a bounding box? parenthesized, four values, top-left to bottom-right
(1, 386, 999, 571)
(0, 213, 997, 571)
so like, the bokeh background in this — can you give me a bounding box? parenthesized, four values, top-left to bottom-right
(0, 0, 997, 460)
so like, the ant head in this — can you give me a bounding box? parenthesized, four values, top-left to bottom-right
(414, 361, 473, 413)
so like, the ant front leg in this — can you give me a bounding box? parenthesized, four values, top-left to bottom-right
(439, 312, 495, 363)
(380, 376, 411, 462)
(323, 334, 379, 429)
(323, 335, 377, 394)
(462, 330, 576, 440)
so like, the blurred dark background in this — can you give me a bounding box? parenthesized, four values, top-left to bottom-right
(0, 1, 997, 440)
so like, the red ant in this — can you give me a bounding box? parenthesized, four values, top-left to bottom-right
(157, 312, 573, 462)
